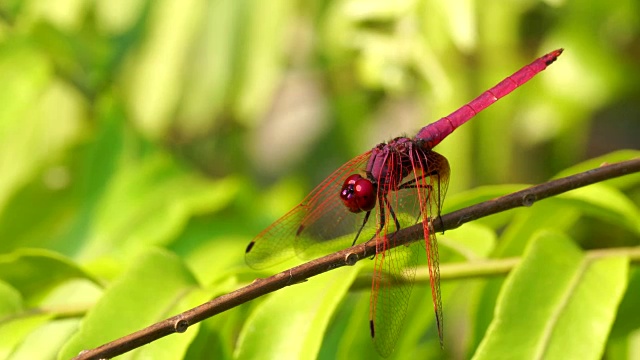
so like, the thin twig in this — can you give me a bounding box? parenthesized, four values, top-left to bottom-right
(73, 158, 640, 360)
(349, 245, 640, 290)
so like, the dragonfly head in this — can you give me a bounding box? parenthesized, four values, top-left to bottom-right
(340, 174, 376, 213)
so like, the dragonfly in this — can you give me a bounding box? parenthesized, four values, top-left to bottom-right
(245, 49, 563, 356)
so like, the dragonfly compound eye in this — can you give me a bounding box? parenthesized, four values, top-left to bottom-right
(340, 174, 376, 213)
(354, 178, 375, 211)
(340, 174, 363, 213)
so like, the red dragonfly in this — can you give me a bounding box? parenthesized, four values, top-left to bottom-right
(246, 49, 563, 356)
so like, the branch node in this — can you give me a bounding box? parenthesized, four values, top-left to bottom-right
(174, 319, 189, 333)
(345, 252, 359, 265)
(522, 193, 537, 207)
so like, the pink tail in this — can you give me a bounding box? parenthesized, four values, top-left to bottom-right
(416, 48, 563, 148)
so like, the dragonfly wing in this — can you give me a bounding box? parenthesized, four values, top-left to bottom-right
(421, 150, 449, 346)
(245, 151, 372, 269)
(245, 202, 307, 269)
(370, 240, 420, 357)
(368, 148, 424, 356)
(369, 147, 450, 354)
(425, 222, 443, 347)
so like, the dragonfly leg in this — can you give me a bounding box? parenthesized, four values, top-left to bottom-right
(382, 196, 402, 234)
(367, 193, 393, 255)
(352, 210, 372, 246)
(377, 192, 387, 234)
(398, 175, 432, 190)
(398, 162, 442, 190)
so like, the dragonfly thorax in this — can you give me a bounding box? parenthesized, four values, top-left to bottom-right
(339, 137, 428, 214)
(366, 137, 422, 188)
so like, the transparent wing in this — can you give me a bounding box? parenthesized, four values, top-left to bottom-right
(422, 150, 449, 347)
(369, 147, 450, 356)
(370, 238, 420, 357)
(245, 151, 373, 269)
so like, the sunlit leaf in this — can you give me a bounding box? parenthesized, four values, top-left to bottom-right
(235, 267, 359, 360)
(474, 231, 628, 359)
(439, 222, 497, 261)
(0, 313, 52, 359)
(553, 150, 640, 191)
(8, 318, 79, 360)
(0, 280, 21, 317)
(556, 183, 640, 235)
(443, 184, 529, 229)
(58, 248, 205, 359)
(0, 249, 97, 303)
(79, 153, 240, 263)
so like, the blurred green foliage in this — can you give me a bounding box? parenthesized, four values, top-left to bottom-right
(0, 0, 639, 359)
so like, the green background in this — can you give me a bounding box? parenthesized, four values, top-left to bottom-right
(0, 0, 639, 359)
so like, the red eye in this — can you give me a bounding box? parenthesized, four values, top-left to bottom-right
(354, 178, 375, 211)
(340, 174, 376, 213)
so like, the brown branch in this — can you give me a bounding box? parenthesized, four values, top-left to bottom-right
(73, 158, 640, 360)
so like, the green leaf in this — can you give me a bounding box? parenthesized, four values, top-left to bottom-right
(7, 318, 79, 360)
(178, 0, 237, 133)
(610, 269, 640, 340)
(233, 0, 297, 123)
(0, 280, 22, 317)
(0, 313, 52, 359)
(556, 183, 640, 235)
(58, 248, 204, 360)
(471, 177, 637, 345)
(7, 280, 103, 357)
(0, 39, 52, 212)
(235, 266, 359, 360)
(553, 150, 640, 190)
(79, 153, 240, 263)
(134, 287, 211, 360)
(0, 279, 54, 359)
(440, 222, 497, 261)
(497, 202, 580, 257)
(0, 249, 98, 303)
(124, 0, 207, 137)
(443, 184, 528, 229)
(473, 231, 628, 360)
